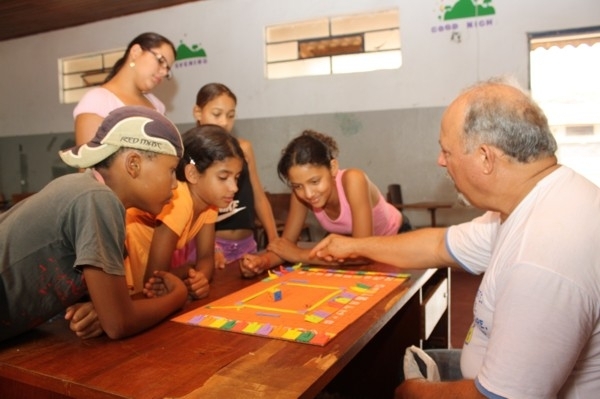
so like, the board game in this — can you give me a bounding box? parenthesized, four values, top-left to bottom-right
(172, 265, 410, 346)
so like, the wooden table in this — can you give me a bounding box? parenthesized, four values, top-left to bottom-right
(392, 202, 453, 227)
(0, 263, 449, 399)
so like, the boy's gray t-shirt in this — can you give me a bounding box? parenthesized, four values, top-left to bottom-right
(0, 170, 126, 341)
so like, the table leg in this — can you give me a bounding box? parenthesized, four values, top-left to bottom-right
(428, 208, 437, 227)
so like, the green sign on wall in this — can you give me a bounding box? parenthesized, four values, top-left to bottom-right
(440, 0, 496, 21)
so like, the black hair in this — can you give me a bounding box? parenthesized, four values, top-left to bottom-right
(277, 130, 339, 182)
(195, 82, 237, 108)
(104, 32, 176, 82)
(176, 124, 244, 181)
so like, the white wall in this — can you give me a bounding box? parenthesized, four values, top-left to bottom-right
(1, 0, 598, 137)
(0, 0, 598, 226)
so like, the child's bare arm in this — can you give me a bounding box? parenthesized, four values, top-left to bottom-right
(144, 223, 181, 283)
(85, 266, 187, 339)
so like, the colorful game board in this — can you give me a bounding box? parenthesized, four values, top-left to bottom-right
(172, 265, 410, 346)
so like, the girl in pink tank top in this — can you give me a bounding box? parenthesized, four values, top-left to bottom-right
(240, 130, 407, 277)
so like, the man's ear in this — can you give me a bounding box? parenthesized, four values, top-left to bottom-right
(479, 144, 497, 175)
(124, 151, 142, 178)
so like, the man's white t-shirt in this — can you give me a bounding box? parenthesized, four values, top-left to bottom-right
(446, 166, 600, 398)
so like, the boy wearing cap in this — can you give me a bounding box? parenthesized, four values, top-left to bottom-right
(0, 106, 188, 342)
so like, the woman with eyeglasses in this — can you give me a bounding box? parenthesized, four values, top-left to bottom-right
(73, 32, 175, 146)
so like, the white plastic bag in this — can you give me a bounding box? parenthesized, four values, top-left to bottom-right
(403, 345, 441, 382)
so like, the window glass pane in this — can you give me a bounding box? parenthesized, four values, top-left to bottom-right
(265, 8, 401, 79)
(331, 9, 399, 36)
(63, 87, 89, 104)
(104, 51, 124, 67)
(531, 44, 600, 126)
(529, 30, 600, 187)
(365, 29, 401, 51)
(332, 50, 401, 74)
(60, 48, 125, 104)
(267, 19, 329, 43)
(62, 55, 103, 74)
(267, 58, 331, 79)
(63, 74, 85, 90)
(266, 42, 298, 62)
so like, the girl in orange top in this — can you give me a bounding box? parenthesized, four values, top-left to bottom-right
(125, 124, 244, 297)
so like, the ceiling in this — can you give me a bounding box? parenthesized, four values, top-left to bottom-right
(0, 0, 201, 42)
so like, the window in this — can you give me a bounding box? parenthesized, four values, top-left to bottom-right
(529, 27, 600, 187)
(265, 9, 401, 79)
(59, 49, 124, 104)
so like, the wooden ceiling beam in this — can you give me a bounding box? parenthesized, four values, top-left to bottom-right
(0, 0, 201, 42)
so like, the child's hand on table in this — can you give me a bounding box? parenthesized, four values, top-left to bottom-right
(185, 268, 210, 299)
(64, 301, 104, 339)
(143, 270, 187, 298)
(214, 245, 226, 269)
(239, 253, 270, 278)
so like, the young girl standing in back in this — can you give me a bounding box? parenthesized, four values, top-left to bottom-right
(125, 124, 245, 297)
(241, 130, 408, 277)
(193, 83, 278, 268)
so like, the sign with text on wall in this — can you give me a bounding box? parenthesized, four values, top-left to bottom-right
(174, 38, 208, 71)
(432, 0, 496, 34)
